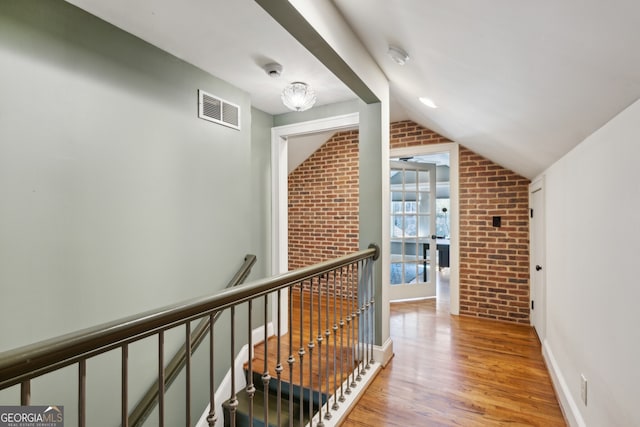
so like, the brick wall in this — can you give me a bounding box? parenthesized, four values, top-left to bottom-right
(390, 120, 531, 324)
(289, 120, 531, 324)
(288, 129, 360, 273)
(458, 147, 530, 323)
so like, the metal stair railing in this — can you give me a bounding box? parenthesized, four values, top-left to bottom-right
(128, 254, 257, 427)
(0, 244, 379, 427)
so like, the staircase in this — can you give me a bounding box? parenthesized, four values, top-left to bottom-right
(223, 370, 327, 427)
(0, 246, 380, 427)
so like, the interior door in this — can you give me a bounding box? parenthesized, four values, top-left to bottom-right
(530, 181, 546, 340)
(389, 160, 437, 301)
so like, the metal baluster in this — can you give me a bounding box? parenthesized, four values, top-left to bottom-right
(365, 259, 371, 371)
(20, 380, 30, 406)
(287, 286, 295, 427)
(324, 271, 332, 420)
(78, 361, 86, 427)
(224, 307, 239, 427)
(158, 332, 165, 427)
(356, 260, 363, 382)
(350, 263, 358, 389)
(207, 315, 216, 427)
(247, 301, 255, 426)
(331, 269, 340, 410)
(361, 259, 367, 374)
(366, 259, 374, 368)
(316, 275, 324, 427)
(344, 264, 352, 396)
(338, 267, 345, 402)
(186, 322, 192, 427)
(360, 260, 367, 375)
(308, 278, 315, 425)
(298, 284, 305, 427)
(276, 289, 283, 427)
(263, 295, 271, 426)
(370, 258, 376, 366)
(363, 260, 368, 373)
(122, 344, 129, 427)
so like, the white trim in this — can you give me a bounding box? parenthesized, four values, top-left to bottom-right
(389, 142, 460, 315)
(306, 362, 382, 427)
(270, 113, 360, 336)
(543, 340, 586, 427)
(373, 337, 394, 367)
(196, 323, 275, 427)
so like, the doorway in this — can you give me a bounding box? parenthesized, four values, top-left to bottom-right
(270, 113, 360, 336)
(389, 145, 459, 314)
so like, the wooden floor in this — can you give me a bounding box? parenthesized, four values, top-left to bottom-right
(251, 274, 566, 426)
(342, 273, 567, 426)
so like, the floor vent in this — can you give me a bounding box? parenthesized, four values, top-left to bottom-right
(198, 90, 240, 130)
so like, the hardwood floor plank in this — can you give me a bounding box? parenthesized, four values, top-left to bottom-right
(250, 278, 565, 426)
(342, 295, 566, 426)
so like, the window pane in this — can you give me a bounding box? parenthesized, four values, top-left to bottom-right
(403, 240, 418, 258)
(390, 263, 403, 285)
(391, 215, 404, 237)
(404, 263, 419, 284)
(405, 191, 417, 203)
(418, 215, 430, 237)
(418, 192, 430, 213)
(418, 171, 429, 188)
(404, 215, 416, 237)
(405, 170, 417, 187)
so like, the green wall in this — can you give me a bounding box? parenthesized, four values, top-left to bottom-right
(0, 0, 272, 424)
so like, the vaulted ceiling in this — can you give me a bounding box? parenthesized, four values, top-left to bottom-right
(66, 0, 640, 179)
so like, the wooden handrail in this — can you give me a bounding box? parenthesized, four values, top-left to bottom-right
(0, 245, 379, 390)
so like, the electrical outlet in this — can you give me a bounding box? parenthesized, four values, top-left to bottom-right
(580, 374, 588, 406)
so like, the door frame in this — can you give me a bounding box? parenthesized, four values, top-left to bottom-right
(270, 113, 360, 335)
(529, 176, 546, 340)
(390, 143, 460, 315)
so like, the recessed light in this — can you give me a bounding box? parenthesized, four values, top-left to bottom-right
(419, 97, 438, 109)
(387, 46, 410, 65)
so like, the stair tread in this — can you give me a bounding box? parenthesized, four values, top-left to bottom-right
(223, 370, 330, 427)
(225, 388, 310, 427)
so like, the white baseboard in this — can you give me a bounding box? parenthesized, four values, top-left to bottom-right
(373, 337, 394, 367)
(196, 322, 274, 427)
(307, 361, 381, 427)
(542, 339, 586, 427)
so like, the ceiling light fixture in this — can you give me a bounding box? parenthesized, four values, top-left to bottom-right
(387, 46, 410, 65)
(281, 82, 316, 112)
(419, 97, 438, 109)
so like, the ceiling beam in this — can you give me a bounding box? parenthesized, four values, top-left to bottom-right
(255, 0, 379, 104)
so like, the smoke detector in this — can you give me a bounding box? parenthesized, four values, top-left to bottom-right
(387, 46, 410, 65)
(263, 62, 283, 78)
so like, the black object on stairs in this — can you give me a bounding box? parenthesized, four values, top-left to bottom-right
(224, 370, 328, 427)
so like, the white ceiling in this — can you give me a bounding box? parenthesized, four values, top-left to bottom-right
(66, 0, 640, 179)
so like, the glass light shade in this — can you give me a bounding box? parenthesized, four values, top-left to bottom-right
(281, 82, 317, 112)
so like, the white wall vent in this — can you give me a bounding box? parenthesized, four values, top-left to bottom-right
(198, 90, 240, 130)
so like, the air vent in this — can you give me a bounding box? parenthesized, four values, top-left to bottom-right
(198, 90, 240, 130)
